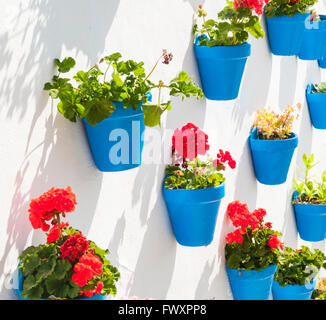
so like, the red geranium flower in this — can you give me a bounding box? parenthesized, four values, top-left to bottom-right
(47, 222, 69, 243)
(28, 187, 77, 231)
(268, 234, 284, 250)
(234, 0, 269, 15)
(72, 252, 103, 287)
(226, 228, 244, 245)
(172, 123, 209, 160)
(60, 233, 89, 262)
(82, 281, 104, 297)
(214, 149, 236, 169)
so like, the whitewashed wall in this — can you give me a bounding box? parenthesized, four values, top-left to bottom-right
(1, 0, 326, 300)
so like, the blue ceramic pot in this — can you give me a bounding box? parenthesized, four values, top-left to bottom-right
(293, 191, 326, 242)
(194, 40, 251, 100)
(299, 16, 326, 60)
(249, 127, 298, 185)
(82, 93, 152, 172)
(265, 13, 309, 56)
(163, 182, 225, 247)
(226, 264, 277, 300)
(272, 278, 317, 300)
(306, 84, 326, 129)
(16, 269, 106, 300)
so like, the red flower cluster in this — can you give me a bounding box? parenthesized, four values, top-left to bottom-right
(83, 281, 104, 297)
(225, 201, 283, 250)
(72, 252, 103, 287)
(226, 228, 244, 245)
(29, 187, 77, 232)
(47, 222, 69, 243)
(162, 49, 173, 65)
(60, 233, 89, 262)
(268, 234, 284, 250)
(233, 0, 269, 15)
(227, 201, 266, 230)
(213, 149, 236, 169)
(172, 123, 209, 160)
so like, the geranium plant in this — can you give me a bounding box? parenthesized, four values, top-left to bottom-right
(164, 123, 236, 190)
(19, 187, 120, 300)
(44, 51, 203, 127)
(265, 0, 318, 18)
(225, 201, 283, 271)
(312, 277, 326, 300)
(311, 81, 326, 93)
(274, 246, 326, 287)
(252, 104, 301, 140)
(293, 153, 326, 204)
(193, 1, 268, 46)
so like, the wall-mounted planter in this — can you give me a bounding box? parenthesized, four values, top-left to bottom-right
(226, 264, 277, 300)
(249, 127, 298, 185)
(16, 269, 106, 300)
(272, 278, 317, 300)
(194, 40, 251, 100)
(293, 191, 326, 242)
(299, 16, 326, 60)
(83, 94, 151, 172)
(162, 182, 225, 247)
(265, 13, 309, 56)
(306, 84, 326, 129)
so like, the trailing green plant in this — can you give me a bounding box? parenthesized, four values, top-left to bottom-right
(274, 246, 326, 287)
(225, 201, 283, 271)
(293, 153, 326, 204)
(252, 104, 301, 140)
(193, 1, 266, 47)
(19, 187, 119, 300)
(164, 123, 236, 190)
(312, 82, 326, 94)
(44, 51, 203, 127)
(312, 277, 326, 300)
(265, 0, 318, 18)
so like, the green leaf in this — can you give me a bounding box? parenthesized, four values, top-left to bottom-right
(22, 286, 44, 300)
(55, 57, 76, 73)
(84, 100, 116, 126)
(53, 259, 71, 280)
(142, 104, 165, 127)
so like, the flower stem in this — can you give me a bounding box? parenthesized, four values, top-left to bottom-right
(145, 54, 163, 81)
(55, 213, 62, 239)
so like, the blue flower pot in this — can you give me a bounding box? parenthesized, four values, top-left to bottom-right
(293, 191, 326, 242)
(306, 84, 326, 129)
(318, 52, 326, 68)
(16, 269, 106, 300)
(163, 182, 225, 247)
(194, 41, 251, 100)
(272, 278, 317, 300)
(265, 13, 310, 56)
(299, 16, 326, 60)
(249, 127, 298, 185)
(226, 264, 277, 300)
(82, 93, 151, 172)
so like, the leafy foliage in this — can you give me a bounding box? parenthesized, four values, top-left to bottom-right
(265, 0, 317, 18)
(252, 104, 301, 140)
(274, 246, 326, 287)
(225, 226, 281, 271)
(44, 53, 203, 127)
(293, 153, 326, 204)
(312, 82, 326, 94)
(312, 277, 326, 300)
(193, 1, 265, 46)
(164, 158, 226, 190)
(19, 226, 120, 300)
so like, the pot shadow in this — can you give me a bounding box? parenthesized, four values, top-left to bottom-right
(127, 182, 177, 299)
(278, 57, 298, 107)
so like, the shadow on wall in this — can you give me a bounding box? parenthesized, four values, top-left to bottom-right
(127, 166, 177, 298)
(0, 0, 120, 298)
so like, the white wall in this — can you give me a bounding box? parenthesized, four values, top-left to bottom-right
(1, 0, 326, 300)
